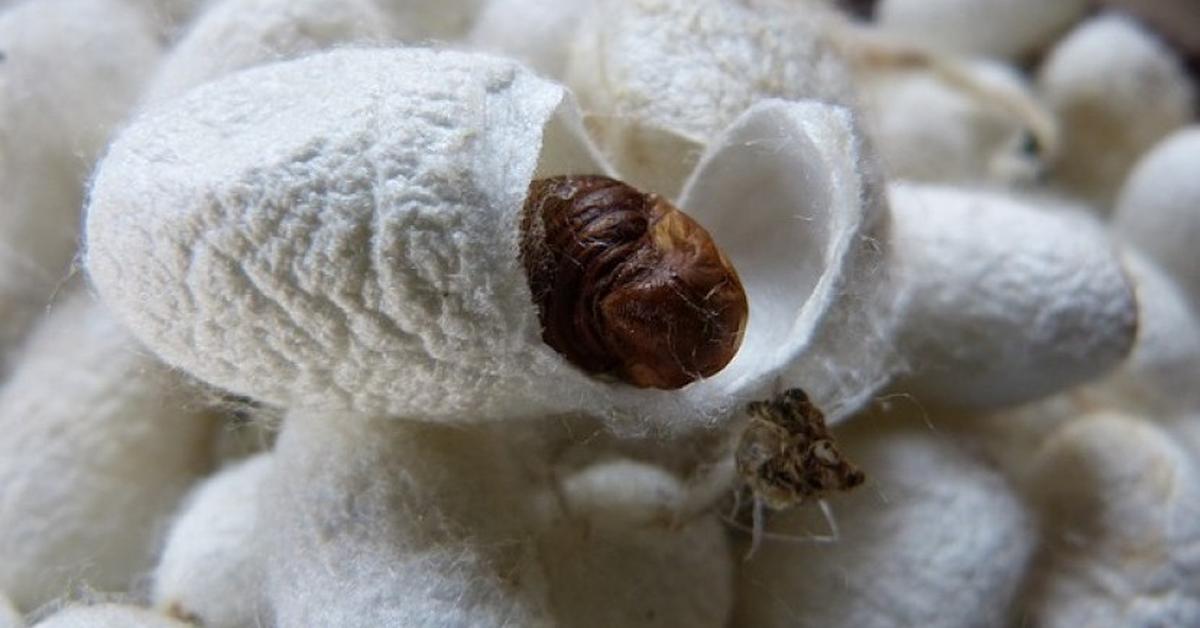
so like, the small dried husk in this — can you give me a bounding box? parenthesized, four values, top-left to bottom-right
(734, 406, 1036, 627)
(86, 48, 896, 434)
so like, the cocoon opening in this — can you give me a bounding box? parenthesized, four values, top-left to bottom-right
(86, 49, 893, 434)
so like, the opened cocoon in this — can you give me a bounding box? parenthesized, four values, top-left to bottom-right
(1114, 127, 1200, 310)
(0, 292, 217, 611)
(87, 47, 891, 433)
(735, 410, 1036, 627)
(536, 459, 732, 627)
(34, 605, 189, 628)
(0, 0, 160, 366)
(887, 183, 1137, 410)
(1024, 413, 1200, 626)
(153, 454, 272, 628)
(858, 60, 1045, 185)
(1038, 14, 1195, 207)
(1078, 251, 1200, 415)
(265, 411, 552, 627)
(876, 0, 1087, 59)
(141, 0, 392, 105)
(565, 0, 856, 197)
(467, 0, 592, 79)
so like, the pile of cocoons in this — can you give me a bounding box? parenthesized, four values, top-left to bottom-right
(3, 0, 1200, 625)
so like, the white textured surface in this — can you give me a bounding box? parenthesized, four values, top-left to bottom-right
(735, 413, 1035, 627)
(566, 0, 855, 197)
(467, 0, 592, 78)
(153, 454, 272, 628)
(678, 99, 899, 422)
(538, 459, 732, 627)
(888, 183, 1137, 409)
(859, 61, 1040, 185)
(0, 292, 216, 610)
(1025, 413, 1200, 626)
(265, 412, 553, 627)
(142, 0, 392, 105)
(87, 49, 887, 434)
(0, 0, 160, 366)
(877, 0, 1088, 59)
(1082, 251, 1200, 415)
(34, 605, 189, 628)
(1114, 127, 1200, 310)
(1039, 14, 1195, 207)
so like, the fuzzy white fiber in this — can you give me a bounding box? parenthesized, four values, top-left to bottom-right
(467, 0, 592, 79)
(887, 183, 1137, 410)
(537, 459, 733, 627)
(565, 0, 856, 198)
(0, 292, 217, 611)
(1038, 14, 1195, 207)
(735, 411, 1036, 627)
(265, 411, 553, 627)
(152, 454, 272, 628)
(33, 604, 189, 628)
(876, 0, 1088, 60)
(86, 48, 894, 434)
(1024, 413, 1200, 626)
(0, 0, 160, 367)
(1114, 127, 1200, 311)
(141, 0, 392, 105)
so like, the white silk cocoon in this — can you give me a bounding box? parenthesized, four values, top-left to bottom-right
(565, 0, 856, 198)
(735, 412, 1036, 627)
(33, 605, 189, 628)
(0, 293, 217, 611)
(142, 0, 392, 105)
(1024, 413, 1200, 626)
(1038, 14, 1195, 207)
(86, 48, 895, 434)
(153, 454, 272, 628)
(0, 0, 160, 367)
(876, 0, 1088, 60)
(265, 412, 552, 627)
(887, 183, 1137, 410)
(1114, 127, 1200, 311)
